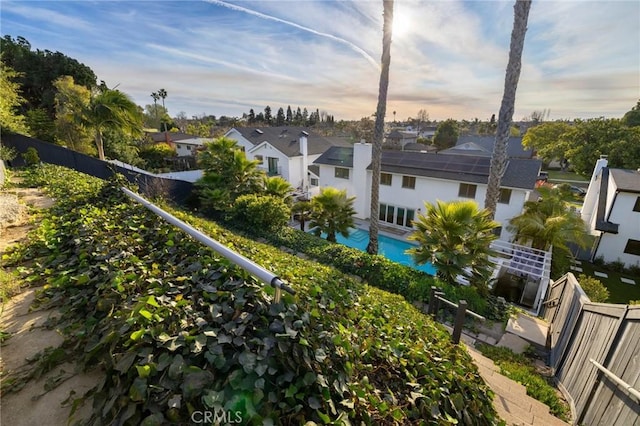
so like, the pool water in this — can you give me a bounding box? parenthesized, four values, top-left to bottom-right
(314, 228, 436, 275)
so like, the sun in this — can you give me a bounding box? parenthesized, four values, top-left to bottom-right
(393, 8, 412, 38)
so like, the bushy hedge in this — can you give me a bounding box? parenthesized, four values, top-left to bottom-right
(232, 194, 290, 233)
(4, 164, 499, 425)
(263, 226, 491, 317)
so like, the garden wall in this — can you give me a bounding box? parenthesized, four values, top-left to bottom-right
(1, 133, 194, 204)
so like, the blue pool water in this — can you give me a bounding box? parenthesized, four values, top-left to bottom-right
(314, 228, 436, 275)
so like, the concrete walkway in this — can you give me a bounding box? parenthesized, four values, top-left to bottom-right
(465, 345, 570, 426)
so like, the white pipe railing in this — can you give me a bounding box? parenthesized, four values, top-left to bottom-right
(121, 187, 295, 300)
(589, 358, 640, 402)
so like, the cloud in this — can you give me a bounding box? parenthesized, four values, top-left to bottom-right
(1, 2, 91, 31)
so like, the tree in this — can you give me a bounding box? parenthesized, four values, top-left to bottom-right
(264, 106, 272, 125)
(0, 60, 29, 134)
(433, 119, 459, 150)
(622, 100, 640, 127)
(53, 76, 94, 153)
(196, 137, 264, 212)
(276, 107, 285, 126)
(1, 35, 96, 118)
(310, 187, 356, 243)
(158, 89, 168, 132)
(286, 106, 293, 124)
(416, 108, 429, 134)
(408, 200, 498, 294)
(81, 89, 143, 160)
(151, 92, 159, 127)
(248, 108, 255, 124)
(485, 0, 532, 219)
(263, 175, 293, 205)
(25, 108, 55, 141)
(507, 186, 590, 275)
(292, 200, 312, 231)
(367, 0, 394, 255)
(521, 121, 572, 164)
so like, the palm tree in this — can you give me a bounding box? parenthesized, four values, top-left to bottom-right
(150, 92, 159, 128)
(310, 187, 356, 243)
(292, 200, 312, 231)
(196, 137, 264, 211)
(408, 200, 499, 295)
(158, 88, 167, 132)
(82, 89, 143, 160)
(507, 186, 589, 252)
(485, 0, 532, 219)
(263, 176, 293, 204)
(367, 0, 394, 255)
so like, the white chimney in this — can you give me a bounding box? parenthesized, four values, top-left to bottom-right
(581, 156, 608, 227)
(300, 131, 309, 194)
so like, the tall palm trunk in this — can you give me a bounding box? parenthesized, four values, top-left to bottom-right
(367, 0, 394, 254)
(485, 0, 532, 219)
(95, 130, 105, 160)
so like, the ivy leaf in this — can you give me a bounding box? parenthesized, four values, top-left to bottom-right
(115, 352, 136, 373)
(129, 377, 147, 402)
(308, 396, 321, 410)
(182, 367, 214, 400)
(239, 351, 257, 373)
(130, 329, 145, 341)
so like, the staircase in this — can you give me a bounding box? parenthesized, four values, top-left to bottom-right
(465, 346, 570, 426)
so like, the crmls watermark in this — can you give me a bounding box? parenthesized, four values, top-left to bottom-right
(190, 410, 243, 424)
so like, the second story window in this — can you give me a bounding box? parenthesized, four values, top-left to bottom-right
(634, 197, 640, 212)
(381, 173, 392, 186)
(498, 188, 512, 204)
(254, 155, 264, 164)
(402, 175, 415, 189)
(458, 183, 477, 199)
(335, 167, 350, 179)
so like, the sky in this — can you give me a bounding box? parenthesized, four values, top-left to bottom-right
(1, 0, 638, 122)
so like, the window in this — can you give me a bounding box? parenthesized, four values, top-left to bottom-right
(634, 197, 640, 212)
(310, 178, 318, 186)
(186, 145, 192, 150)
(492, 226, 502, 237)
(458, 183, 477, 198)
(177, 144, 183, 149)
(396, 208, 405, 226)
(379, 203, 414, 228)
(254, 155, 264, 164)
(381, 173, 392, 186)
(498, 188, 512, 204)
(335, 167, 349, 179)
(624, 239, 640, 256)
(402, 175, 416, 189)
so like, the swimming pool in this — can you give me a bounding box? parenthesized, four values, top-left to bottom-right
(314, 228, 436, 275)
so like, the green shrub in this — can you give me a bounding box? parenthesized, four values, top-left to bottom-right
(0, 145, 17, 161)
(628, 264, 640, 276)
(232, 193, 290, 232)
(5, 164, 498, 425)
(139, 142, 176, 170)
(578, 274, 609, 302)
(606, 260, 626, 273)
(22, 147, 40, 165)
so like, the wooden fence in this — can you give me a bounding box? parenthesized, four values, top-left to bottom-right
(541, 273, 640, 425)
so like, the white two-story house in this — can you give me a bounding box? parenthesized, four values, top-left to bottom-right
(314, 142, 541, 241)
(224, 127, 351, 197)
(581, 157, 640, 268)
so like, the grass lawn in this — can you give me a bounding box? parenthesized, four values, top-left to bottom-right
(545, 170, 589, 182)
(577, 261, 640, 304)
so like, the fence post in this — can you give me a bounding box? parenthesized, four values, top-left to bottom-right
(428, 286, 438, 316)
(452, 300, 467, 344)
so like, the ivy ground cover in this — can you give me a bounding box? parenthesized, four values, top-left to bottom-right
(3, 164, 498, 425)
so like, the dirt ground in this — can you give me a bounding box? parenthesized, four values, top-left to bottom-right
(1, 182, 102, 426)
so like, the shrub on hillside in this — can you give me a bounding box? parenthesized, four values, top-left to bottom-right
(232, 194, 290, 232)
(7, 164, 499, 424)
(23, 147, 40, 165)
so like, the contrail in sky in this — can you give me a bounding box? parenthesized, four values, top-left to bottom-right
(205, 0, 380, 71)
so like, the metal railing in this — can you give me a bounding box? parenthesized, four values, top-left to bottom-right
(427, 286, 486, 344)
(121, 187, 295, 302)
(589, 358, 640, 402)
